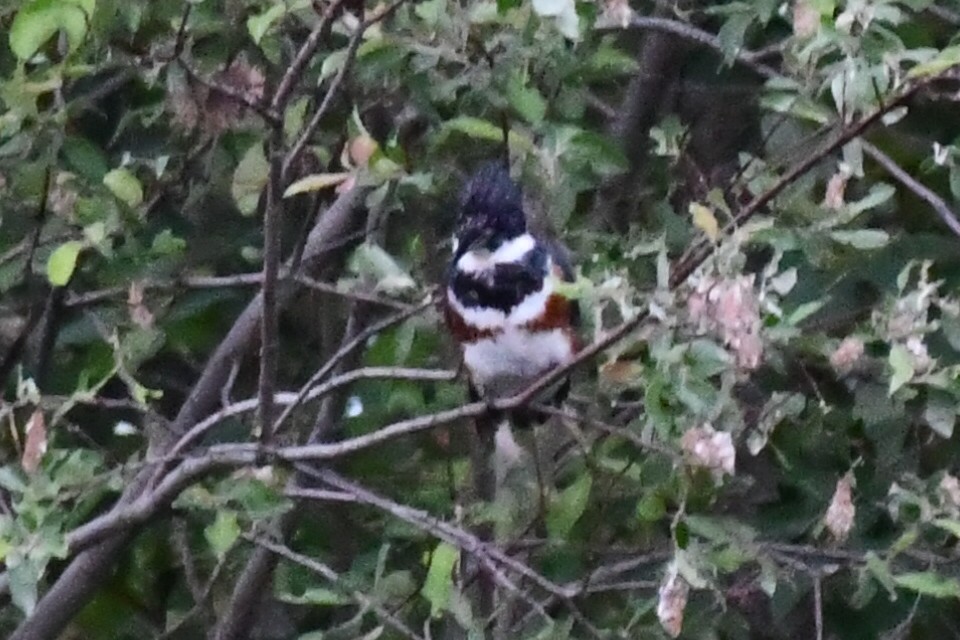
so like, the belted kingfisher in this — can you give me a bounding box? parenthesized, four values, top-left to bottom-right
(443, 164, 579, 427)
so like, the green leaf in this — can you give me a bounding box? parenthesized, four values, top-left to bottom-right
(63, 136, 108, 182)
(636, 493, 666, 522)
(888, 344, 914, 395)
(546, 473, 592, 539)
(759, 92, 831, 125)
(924, 392, 956, 438)
(421, 542, 458, 617)
(685, 514, 757, 544)
(7, 553, 41, 615)
(570, 131, 629, 176)
(320, 48, 348, 81)
(932, 518, 960, 540)
(586, 42, 638, 75)
(893, 571, 960, 598)
(787, 300, 825, 325)
(204, 510, 240, 560)
(247, 3, 285, 45)
(864, 552, 898, 600)
(277, 587, 348, 606)
(120, 327, 165, 369)
(505, 74, 547, 125)
(0, 467, 27, 492)
(908, 45, 960, 78)
(435, 117, 535, 152)
(848, 183, 895, 215)
(717, 10, 753, 63)
(103, 168, 143, 208)
(830, 229, 889, 249)
(283, 172, 352, 197)
(690, 203, 720, 242)
(440, 116, 504, 141)
(347, 242, 416, 294)
(151, 229, 187, 256)
(231, 143, 269, 216)
(10, 0, 95, 61)
(46, 240, 84, 286)
(650, 115, 687, 157)
(415, 0, 446, 27)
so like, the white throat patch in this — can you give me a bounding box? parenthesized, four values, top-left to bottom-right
(456, 233, 536, 274)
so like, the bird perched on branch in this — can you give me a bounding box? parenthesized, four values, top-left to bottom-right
(443, 163, 580, 433)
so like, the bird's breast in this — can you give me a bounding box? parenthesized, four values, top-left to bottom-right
(462, 326, 575, 397)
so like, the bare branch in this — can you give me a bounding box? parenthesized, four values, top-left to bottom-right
(283, 24, 366, 179)
(248, 535, 425, 640)
(283, 0, 407, 179)
(257, 129, 284, 448)
(271, 296, 437, 433)
(670, 76, 938, 288)
(928, 5, 960, 24)
(157, 539, 233, 640)
(603, 13, 781, 79)
(64, 272, 416, 310)
(813, 573, 823, 640)
(166, 366, 456, 462)
(8, 187, 370, 640)
(270, 0, 343, 112)
(213, 310, 373, 640)
(862, 140, 960, 239)
(299, 468, 603, 637)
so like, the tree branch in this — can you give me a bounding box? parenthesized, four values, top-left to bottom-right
(271, 296, 437, 434)
(165, 366, 455, 464)
(248, 535, 425, 640)
(8, 187, 369, 640)
(605, 13, 781, 79)
(270, 0, 343, 113)
(295, 469, 603, 637)
(283, 0, 407, 179)
(862, 140, 960, 239)
(257, 128, 284, 448)
(64, 271, 416, 311)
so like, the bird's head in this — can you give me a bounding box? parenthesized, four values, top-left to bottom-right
(454, 163, 526, 258)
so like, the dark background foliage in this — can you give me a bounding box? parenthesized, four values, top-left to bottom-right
(2, 0, 960, 638)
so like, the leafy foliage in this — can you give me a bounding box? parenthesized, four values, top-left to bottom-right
(2, 0, 960, 638)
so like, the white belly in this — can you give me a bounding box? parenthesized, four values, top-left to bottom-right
(463, 327, 573, 398)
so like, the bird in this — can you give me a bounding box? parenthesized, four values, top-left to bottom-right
(443, 163, 580, 433)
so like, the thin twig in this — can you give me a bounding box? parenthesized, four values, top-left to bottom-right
(247, 535, 425, 640)
(271, 296, 436, 433)
(172, 3, 193, 58)
(157, 538, 233, 640)
(300, 468, 603, 637)
(813, 573, 823, 640)
(164, 366, 456, 465)
(862, 140, 960, 239)
(671, 76, 935, 289)
(295, 275, 415, 309)
(532, 403, 678, 460)
(283, 0, 407, 179)
(596, 14, 781, 79)
(64, 272, 414, 310)
(283, 25, 366, 179)
(270, 0, 344, 112)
